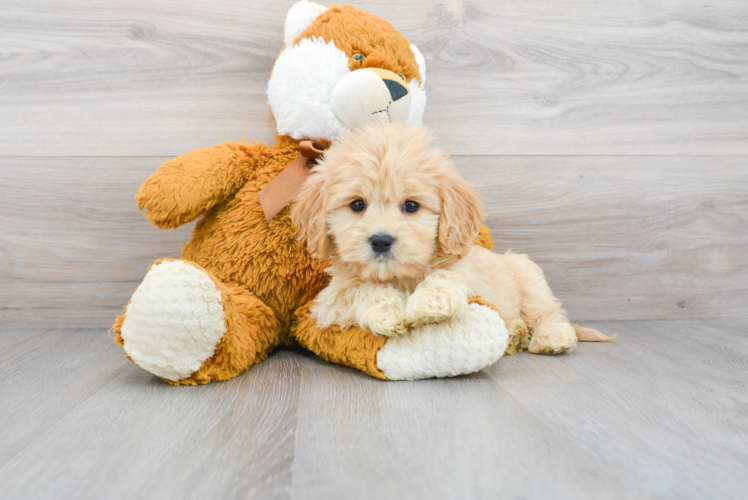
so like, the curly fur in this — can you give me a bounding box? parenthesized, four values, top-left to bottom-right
(292, 122, 611, 353)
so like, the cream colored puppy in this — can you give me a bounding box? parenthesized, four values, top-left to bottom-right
(292, 122, 608, 354)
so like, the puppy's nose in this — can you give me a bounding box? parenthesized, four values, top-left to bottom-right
(369, 234, 395, 254)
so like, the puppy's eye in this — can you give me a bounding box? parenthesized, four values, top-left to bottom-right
(352, 53, 366, 64)
(403, 200, 420, 213)
(398, 73, 405, 81)
(350, 199, 366, 212)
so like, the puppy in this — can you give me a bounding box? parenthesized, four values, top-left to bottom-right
(291, 122, 613, 354)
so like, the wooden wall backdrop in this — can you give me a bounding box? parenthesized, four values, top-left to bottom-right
(1, 0, 747, 327)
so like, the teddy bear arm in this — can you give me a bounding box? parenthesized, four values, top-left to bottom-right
(292, 298, 512, 381)
(477, 223, 494, 250)
(291, 302, 389, 380)
(136, 141, 270, 229)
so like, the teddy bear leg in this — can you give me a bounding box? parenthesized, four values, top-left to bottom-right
(112, 259, 281, 385)
(292, 298, 509, 381)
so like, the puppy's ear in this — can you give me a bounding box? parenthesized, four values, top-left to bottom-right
(438, 167, 483, 258)
(290, 170, 333, 260)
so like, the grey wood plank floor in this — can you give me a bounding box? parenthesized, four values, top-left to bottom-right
(1, 321, 746, 500)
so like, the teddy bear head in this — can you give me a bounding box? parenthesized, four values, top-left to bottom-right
(267, 1, 427, 142)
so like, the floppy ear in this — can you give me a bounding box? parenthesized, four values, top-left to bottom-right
(284, 0, 328, 46)
(290, 170, 333, 260)
(438, 168, 483, 258)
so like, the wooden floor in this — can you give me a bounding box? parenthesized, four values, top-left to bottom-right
(2, 1, 747, 498)
(1, 320, 746, 500)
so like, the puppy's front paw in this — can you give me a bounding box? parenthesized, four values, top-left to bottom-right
(360, 310, 407, 337)
(358, 301, 407, 337)
(371, 316, 408, 337)
(405, 286, 468, 329)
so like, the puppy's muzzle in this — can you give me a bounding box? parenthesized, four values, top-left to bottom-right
(369, 234, 395, 255)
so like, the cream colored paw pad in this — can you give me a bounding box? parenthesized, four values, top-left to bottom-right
(121, 261, 227, 381)
(376, 304, 508, 380)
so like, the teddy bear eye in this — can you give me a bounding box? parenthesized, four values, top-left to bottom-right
(350, 199, 366, 212)
(403, 200, 420, 213)
(352, 53, 366, 62)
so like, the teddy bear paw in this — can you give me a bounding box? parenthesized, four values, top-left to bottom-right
(375, 303, 508, 380)
(119, 260, 227, 381)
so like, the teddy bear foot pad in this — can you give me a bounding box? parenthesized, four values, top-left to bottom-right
(120, 260, 227, 382)
(376, 303, 509, 380)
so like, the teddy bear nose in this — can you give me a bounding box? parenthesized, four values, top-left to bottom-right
(369, 234, 395, 253)
(383, 79, 408, 102)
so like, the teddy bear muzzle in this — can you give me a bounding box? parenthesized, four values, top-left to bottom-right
(330, 67, 412, 130)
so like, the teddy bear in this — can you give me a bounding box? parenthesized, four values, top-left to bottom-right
(111, 1, 515, 385)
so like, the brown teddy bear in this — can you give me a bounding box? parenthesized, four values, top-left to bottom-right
(112, 1, 511, 385)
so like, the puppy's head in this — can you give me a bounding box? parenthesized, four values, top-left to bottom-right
(291, 122, 483, 281)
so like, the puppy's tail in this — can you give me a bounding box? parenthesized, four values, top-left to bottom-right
(573, 324, 618, 342)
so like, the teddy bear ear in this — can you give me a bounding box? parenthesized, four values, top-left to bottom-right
(410, 43, 427, 85)
(284, 0, 329, 46)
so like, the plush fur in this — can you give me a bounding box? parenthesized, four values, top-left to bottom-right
(111, 2, 506, 385)
(268, 37, 350, 140)
(120, 259, 228, 381)
(268, 3, 427, 141)
(284, 0, 329, 46)
(292, 122, 613, 353)
(376, 303, 508, 380)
